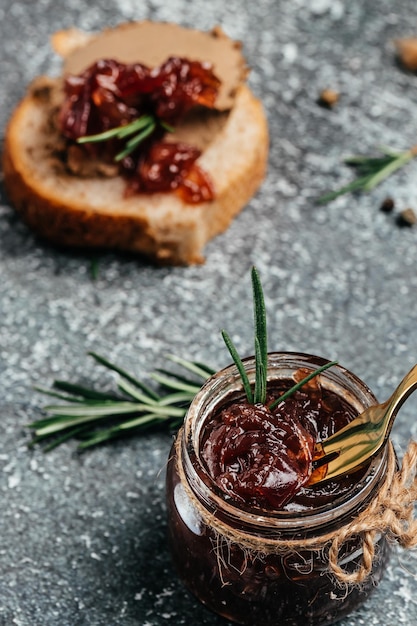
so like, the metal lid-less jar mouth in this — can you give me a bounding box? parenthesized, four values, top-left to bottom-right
(180, 352, 388, 536)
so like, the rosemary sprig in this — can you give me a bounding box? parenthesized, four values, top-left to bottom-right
(29, 354, 211, 451)
(220, 267, 337, 408)
(76, 115, 174, 161)
(29, 268, 337, 451)
(318, 145, 417, 204)
(220, 267, 267, 404)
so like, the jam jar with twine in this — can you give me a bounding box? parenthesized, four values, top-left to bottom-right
(166, 352, 417, 625)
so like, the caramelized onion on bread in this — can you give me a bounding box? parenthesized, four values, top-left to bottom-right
(3, 22, 268, 265)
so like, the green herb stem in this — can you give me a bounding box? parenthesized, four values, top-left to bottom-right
(252, 266, 268, 404)
(114, 122, 156, 161)
(318, 145, 417, 204)
(77, 115, 154, 144)
(76, 114, 173, 162)
(221, 329, 254, 404)
(363, 149, 414, 191)
(88, 351, 160, 400)
(268, 361, 338, 410)
(29, 354, 212, 450)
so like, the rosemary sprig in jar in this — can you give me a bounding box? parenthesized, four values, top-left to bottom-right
(222, 267, 337, 409)
(29, 267, 337, 451)
(221, 267, 268, 405)
(318, 145, 417, 204)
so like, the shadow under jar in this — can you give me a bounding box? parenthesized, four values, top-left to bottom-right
(166, 353, 391, 626)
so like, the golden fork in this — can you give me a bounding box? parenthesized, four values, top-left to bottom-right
(309, 364, 417, 484)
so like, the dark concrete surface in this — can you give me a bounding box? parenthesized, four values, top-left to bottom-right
(1, 0, 417, 624)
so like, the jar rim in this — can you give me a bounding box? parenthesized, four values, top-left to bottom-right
(180, 352, 388, 533)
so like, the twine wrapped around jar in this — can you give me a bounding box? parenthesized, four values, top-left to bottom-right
(176, 433, 417, 586)
(327, 439, 417, 584)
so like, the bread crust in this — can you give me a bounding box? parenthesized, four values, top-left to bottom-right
(3, 25, 268, 265)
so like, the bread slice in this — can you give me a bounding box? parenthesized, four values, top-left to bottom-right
(3, 22, 268, 265)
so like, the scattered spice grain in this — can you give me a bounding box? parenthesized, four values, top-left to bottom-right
(397, 207, 417, 227)
(318, 88, 340, 108)
(380, 196, 395, 212)
(395, 38, 417, 71)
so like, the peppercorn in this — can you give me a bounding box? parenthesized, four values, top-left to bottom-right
(397, 208, 417, 227)
(379, 196, 395, 212)
(317, 89, 340, 108)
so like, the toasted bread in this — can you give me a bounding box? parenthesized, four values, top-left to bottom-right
(3, 22, 268, 265)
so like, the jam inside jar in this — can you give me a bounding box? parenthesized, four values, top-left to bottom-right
(166, 353, 391, 626)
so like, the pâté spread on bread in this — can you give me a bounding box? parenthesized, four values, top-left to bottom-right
(3, 22, 269, 264)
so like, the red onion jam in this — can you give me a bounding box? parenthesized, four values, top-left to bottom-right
(59, 57, 220, 202)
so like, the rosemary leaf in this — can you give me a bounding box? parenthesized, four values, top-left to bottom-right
(32, 409, 139, 437)
(41, 401, 142, 418)
(318, 145, 417, 204)
(150, 372, 203, 395)
(221, 329, 253, 404)
(117, 378, 160, 404)
(343, 155, 394, 169)
(76, 427, 130, 449)
(155, 365, 200, 382)
(76, 113, 176, 169)
(117, 115, 155, 138)
(166, 355, 214, 380)
(115, 122, 156, 161)
(254, 337, 267, 405)
(33, 417, 103, 438)
(77, 414, 173, 449)
(90, 257, 100, 281)
(28, 415, 83, 429)
(118, 414, 169, 431)
(317, 173, 375, 204)
(363, 149, 414, 191)
(44, 401, 184, 420)
(268, 361, 338, 410)
(33, 386, 85, 403)
(76, 115, 155, 144)
(76, 127, 123, 144)
(53, 380, 121, 402)
(88, 352, 160, 401)
(30, 426, 92, 451)
(192, 362, 217, 377)
(161, 121, 175, 133)
(252, 266, 268, 404)
(157, 392, 198, 406)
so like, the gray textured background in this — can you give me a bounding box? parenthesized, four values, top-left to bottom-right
(2, 0, 417, 624)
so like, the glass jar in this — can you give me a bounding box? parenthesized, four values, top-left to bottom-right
(166, 352, 391, 626)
